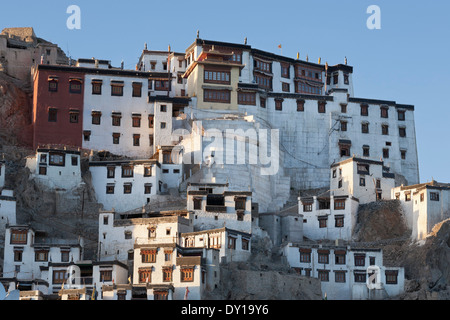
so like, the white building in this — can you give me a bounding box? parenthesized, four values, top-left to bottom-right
(300, 194, 360, 241)
(282, 243, 405, 300)
(0, 189, 17, 236)
(180, 227, 252, 263)
(97, 210, 193, 263)
(89, 159, 162, 213)
(82, 69, 152, 159)
(392, 181, 450, 240)
(25, 147, 82, 191)
(186, 183, 253, 233)
(331, 157, 396, 204)
(1, 225, 83, 294)
(182, 38, 419, 192)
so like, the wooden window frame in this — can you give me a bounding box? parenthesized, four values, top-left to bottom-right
(132, 82, 142, 97)
(204, 69, 231, 85)
(92, 81, 102, 95)
(141, 250, 157, 263)
(111, 83, 124, 96)
(121, 165, 134, 178)
(335, 271, 346, 283)
(334, 199, 346, 210)
(181, 268, 194, 282)
(69, 79, 82, 94)
(297, 99, 305, 112)
(238, 92, 256, 105)
(335, 215, 345, 228)
(360, 104, 369, 116)
(203, 89, 230, 103)
(48, 80, 58, 92)
(48, 108, 58, 122)
(275, 98, 283, 111)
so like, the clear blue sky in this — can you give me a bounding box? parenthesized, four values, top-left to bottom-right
(1, 0, 449, 183)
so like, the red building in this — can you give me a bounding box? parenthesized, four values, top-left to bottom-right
(32, 65, 85, 149)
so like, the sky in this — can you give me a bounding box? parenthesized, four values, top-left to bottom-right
(1, 0, 449, 183)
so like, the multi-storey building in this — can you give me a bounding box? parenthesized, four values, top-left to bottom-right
(282, 243, 405, 300)
(392, 181, 450, 240)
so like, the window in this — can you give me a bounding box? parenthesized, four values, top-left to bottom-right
(235, 197, 246, 210)
(405, 192, 411, 202)
(39, 165, 47, 175)
(35, 250, 48, 262)
(335, 215, 345, 228)
(154, 291, 168, 300)
(430, 192, 440, 201)
(242, 239, 250, 251)
(228, 236, 237, 249)
(164, 250, 173, 262)
(354, 254, 365, 267)
(382, 124, 389, 135)
(100, 270, 113, 282)
(132, 115, 141, 127)
(69, 110, 79, 123)
(48, 80, 58, 92)
(181, 268, 194, 282)
(303, 203, 313, 212)
(231, 53, 242, 63)
(107, 166, 115, 179)
(111, 82, 124, 96)
(401, 150, 407, 160)
(14, 249, 23, 262)
(204, 70, 231, 84)
(335, 251, 346, 264)
(318, 101, 326, 113)
(361, 122, 369, 134)
(281, 63, 290, 78)
(193, 198, 202, 210)
(254, 74, 272, 90)
(297, 99, 305, 112)
(335, 271, 346, 283)
(341, 104, 347, 113)
(361, 104, 369, 116)
(363, 146, 370, 157)
(160, 105, 167, 112)
(376, 179, 381, 189)
(420, 193, 425, 202)
(318, 270, 329, 282)
(48, 108, 57, 122)
(112, 133, 120, 145)
(398, 111, 405, 121)
(133, 134, 140, 146)
(132, 82, 142, 97)
(106, 184, 115, 194)
(339, 144, 350, 157)
(333, 73, 339, 84)
(11, 230, 27, 244)
(83, 131, 91, 142)
(141, 250, 157, 263)
(381, 106, 389, 118)
(281, 82, 290, 92)
(260, 97, 266, 108)
(370, 257, 376, 266)
(69, 79, 82, 94)
(238, 92, 256, 105)
(318, 217, 328, 229)
(163, 268, 173, 282)
(49, 153, 65, 166)
(334, 199, 346, 210)
(383, 148, 390, 159)
(275, 99, 283, 111)
(399, 127, 406, 138)
(254, 59, 272, 73)
(148, 227, 156, 238)
(300, 250, 311, 263)
(144, 166, 152, 177)
(204, 89, 230, 103)
(124, 231, 132, 239)
(357, 164, 370, 175)
(155, 80, 169, 91)
(354, 272, 366, 283)
(91, 80, 102, 95)
(71, 156, 78, 166)
(122, 166, 133, 178)
(123, 183, 132, 194)
(144, 184, 152, 195)
(148, 115, 154, 128)
(92, 111, 101, 125)
(139, 269, 152, 283)
(296, 82, 322, 95)
(360, 177, 366, 187)
(385, 270, 399, 285)
(344, 73, 349, 85)
(340, 121, 347, 132)
(53, 270, 68, 284)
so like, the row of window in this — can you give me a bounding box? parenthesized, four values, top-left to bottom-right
(340, 121, 408, 137)
(297, 268, 398, 285)
(138, 266, 194, 284)
(339, 143, 407, 160)
(395, 191, 440, 202)
(13, 248, 71, 263)
(105, 183, 159, 195)
(303, 199, 346, 212)
(299, 250, 376, 267)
